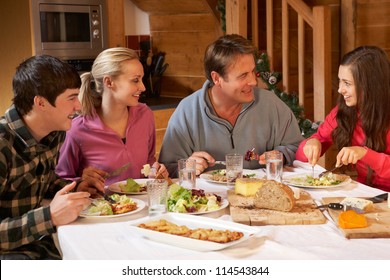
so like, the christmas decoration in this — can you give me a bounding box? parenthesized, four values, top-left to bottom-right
(256, 52, 319, 138)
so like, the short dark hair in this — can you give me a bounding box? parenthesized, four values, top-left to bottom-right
(204, 34, 256, 85)
(12, 55, 81, 115)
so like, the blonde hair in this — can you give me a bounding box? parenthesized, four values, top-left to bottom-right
(80, 47, 139, 116)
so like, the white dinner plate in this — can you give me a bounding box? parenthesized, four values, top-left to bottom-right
(108, 179, 149, 195)
(283, 173, 352, 189)
(80, 198, 146, 218)
(129, 213, 261, 251)
(199, 169, 263, 184)
(176, 198, 229, 215)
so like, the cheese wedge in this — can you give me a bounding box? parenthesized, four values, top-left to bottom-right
(234, 178, 265, 197)
(340, 197, 374, 212)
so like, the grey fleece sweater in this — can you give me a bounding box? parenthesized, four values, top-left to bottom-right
(159, 81, 304, 177)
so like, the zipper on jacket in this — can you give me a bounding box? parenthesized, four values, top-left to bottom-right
(204, 98, 254, 150)
(230, 132, 235, 149)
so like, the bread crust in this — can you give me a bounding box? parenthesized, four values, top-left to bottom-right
(253, 180, 295, 212)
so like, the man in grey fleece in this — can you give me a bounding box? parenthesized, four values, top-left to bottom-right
(159, 34, 304, 177)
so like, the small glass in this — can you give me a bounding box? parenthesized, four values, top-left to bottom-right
(178, 158, 196, 189)
(147, 179, 168, 216)
(265, 150, 283, 182)
(225, 153, 243, 188)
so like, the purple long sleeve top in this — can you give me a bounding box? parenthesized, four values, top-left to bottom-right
(56, 103, 156, 184)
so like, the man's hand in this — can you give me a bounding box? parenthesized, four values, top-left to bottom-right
(50, 182, 91, 226)
(189, 151, 215, 175)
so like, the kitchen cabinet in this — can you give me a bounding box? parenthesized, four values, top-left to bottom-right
(106, 0, 126, 47)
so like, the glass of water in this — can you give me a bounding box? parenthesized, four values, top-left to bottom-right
(225, 153, 243, 188)
(177, 158, 196, 189)
(147, 179, 168, 216)
(265, 150, 283, 182)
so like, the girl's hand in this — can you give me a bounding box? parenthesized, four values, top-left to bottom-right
(336, 146, 367, 167)
(303, 138, 322, 166)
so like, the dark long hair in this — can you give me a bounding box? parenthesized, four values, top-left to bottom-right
(332, 46, 390, 152)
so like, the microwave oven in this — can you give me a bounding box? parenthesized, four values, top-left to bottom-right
(30, 0, 108, 61)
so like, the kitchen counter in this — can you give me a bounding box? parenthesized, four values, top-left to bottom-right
(140, 96, 183, 110)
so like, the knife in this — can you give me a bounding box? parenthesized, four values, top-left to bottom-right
(316, 203, 365, 213)
(104, 162, 131, 179)
(207, 160, 226, 165)
(317, 193, 388, 213)
(364, 192, 388, 203)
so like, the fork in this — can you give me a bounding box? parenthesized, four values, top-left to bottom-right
(97, 191, 116, 203)
(318, 164, 343, 178)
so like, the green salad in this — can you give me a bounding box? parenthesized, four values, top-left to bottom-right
(119, 178, 142, 192)
(167, 184, 222, 213)
(290, 173, 342, 186)
(87, 194, 134, 215)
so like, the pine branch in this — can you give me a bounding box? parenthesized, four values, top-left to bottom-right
(255, 52, 320, 138)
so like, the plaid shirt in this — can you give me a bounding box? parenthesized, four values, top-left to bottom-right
(0, 105, 68, 258)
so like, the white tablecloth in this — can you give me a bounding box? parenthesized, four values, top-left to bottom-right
(57, 161, 390, 260)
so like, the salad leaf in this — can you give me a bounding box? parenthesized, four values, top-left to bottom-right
(167, 184, 221, 213)
(120, 178, 141, 192)
(109, 193, 134, 204)
(88, 200, 113, 215)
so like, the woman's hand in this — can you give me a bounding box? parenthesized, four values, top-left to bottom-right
(336, 146, 367, 167)
(152, 162, 169, 179)
(303, 138, 322, 166)
(76, 166, 107, 194)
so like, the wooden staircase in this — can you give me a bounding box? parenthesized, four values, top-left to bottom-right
(225, 0, 334, 168)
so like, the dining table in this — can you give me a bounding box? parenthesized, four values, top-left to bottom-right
(57, 160, 390, 260)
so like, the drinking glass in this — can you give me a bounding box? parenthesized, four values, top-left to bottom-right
(147, 179, 168, 216)
(265, 150, 283, 182)
(225, 153, 243, 188)
(178, 158, 196, 189)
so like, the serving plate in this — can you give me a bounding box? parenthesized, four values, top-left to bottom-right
(108, 179, 149, 195)
(80, 198, 146, 218)
(129, 213, 261, 251)
(283, 173, 352, 189)
(199, 169, 263, 184)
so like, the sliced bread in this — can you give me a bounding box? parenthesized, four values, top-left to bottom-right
(253, 180, 295, 212)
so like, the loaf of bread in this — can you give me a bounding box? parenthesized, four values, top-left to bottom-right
(253, 180, 295, 212)
(235, 178, 266, 197)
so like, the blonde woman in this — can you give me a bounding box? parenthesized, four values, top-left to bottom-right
(57, 47, 168, 192)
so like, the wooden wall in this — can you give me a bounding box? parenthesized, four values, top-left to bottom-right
(342, 0, 390, 57)
(130, 0, 222, 98)
(0, 0, 32, 116)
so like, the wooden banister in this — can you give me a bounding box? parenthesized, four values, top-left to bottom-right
(225, 0, 333, 167)
(225, 0, 332, 121)
(287, 0, 313, 27)
(225, 0, 247, 37)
